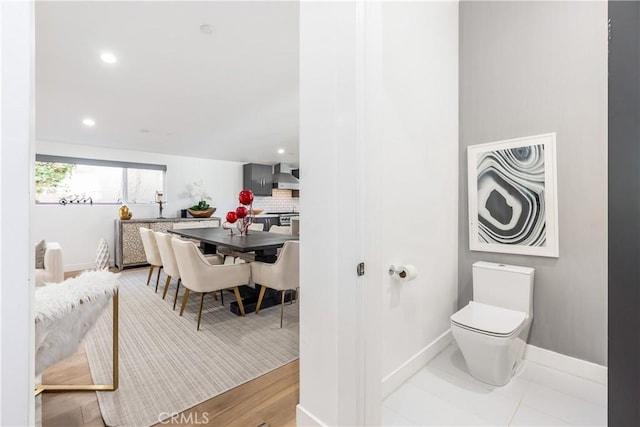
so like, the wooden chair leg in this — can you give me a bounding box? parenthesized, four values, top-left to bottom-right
(173, 279, 181, 310)
(213, 291, 218, 301)
(280, 290, 286, 328)
(197, 293, 205, 331)
(233, 287, 246, 317)
(255, 286, 267, 314)
(180, 288, 190, 316)
(155, 266, 162, 292)
(146, 266, 154, 286)
(162, 275, 172, 300)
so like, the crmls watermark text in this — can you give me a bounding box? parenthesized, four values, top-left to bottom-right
(158, 412, 210, 425)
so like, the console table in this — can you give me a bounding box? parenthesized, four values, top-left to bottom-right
(114, 217, 221, 269)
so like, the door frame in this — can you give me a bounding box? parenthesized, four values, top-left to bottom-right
(0, 0, 36, 425)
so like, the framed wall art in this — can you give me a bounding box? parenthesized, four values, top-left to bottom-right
(467, 133, 559, 257)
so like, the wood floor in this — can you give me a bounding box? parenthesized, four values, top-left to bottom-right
(41, 348, 299, 427)
(42, 270, 299, 427)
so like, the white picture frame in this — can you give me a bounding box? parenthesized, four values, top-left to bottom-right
(467, 133, 559, 258)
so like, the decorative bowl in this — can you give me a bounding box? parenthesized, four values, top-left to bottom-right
(187, 207, 216, 218)
(251, 209, 264, 215)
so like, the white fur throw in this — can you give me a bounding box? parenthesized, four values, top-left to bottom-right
(35, 270, 120, 375)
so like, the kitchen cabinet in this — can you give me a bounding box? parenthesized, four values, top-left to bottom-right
(114, 217, 221, 269)
(292, 169, 300, 198)
(253, 215, 279, 231)
(243, 163, 273, 196)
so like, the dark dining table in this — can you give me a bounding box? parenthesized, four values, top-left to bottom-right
(168, 227, 298, 315)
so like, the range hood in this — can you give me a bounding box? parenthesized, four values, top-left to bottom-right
(272, 163, 299, 190)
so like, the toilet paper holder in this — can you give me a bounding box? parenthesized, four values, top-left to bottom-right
(388, 265, 407, 278)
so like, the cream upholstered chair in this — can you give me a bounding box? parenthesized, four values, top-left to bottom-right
(251, 241, 299, 328)
(248, 223, 264, 231)
(139, 227, 163, 292)
(268, 225, 291, 235)
(35, 242, 64, 286)
(154, 232, 224, 309)
(268, 225, 292, 257)
(171, 237, 251, 330)
(228, 222, 265, 263)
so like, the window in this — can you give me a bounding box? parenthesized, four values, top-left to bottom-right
(126, 168, 164, 204)
(35, 155, 166, 204)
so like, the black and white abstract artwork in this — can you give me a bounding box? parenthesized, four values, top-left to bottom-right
(468, 134, 559, 257)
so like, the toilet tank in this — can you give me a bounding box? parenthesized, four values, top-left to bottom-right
(472, 261, 534, 315)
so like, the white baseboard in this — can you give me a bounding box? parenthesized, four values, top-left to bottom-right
(524, 344, 607, 385)
(382, 330, 453, 398)
(296, 404, 327, 427)
(64, 262, 96, 272)
(64, 260, 115, 272)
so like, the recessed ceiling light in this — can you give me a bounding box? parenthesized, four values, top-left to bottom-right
(200, 24, 214, 35)
(82, 118, 95, 127)
(100, 52, 117, 64)
(278, 148, 285, 154)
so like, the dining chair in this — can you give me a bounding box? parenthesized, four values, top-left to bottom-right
(268, 225, 291, 235)
(229, 222, 265, 263)
(139, 227, 163, 292)
(154, 232, 224, 309)
(268, 225, 292, 257)
(251, 241, 299, 328)
(171, 237, 251, 330)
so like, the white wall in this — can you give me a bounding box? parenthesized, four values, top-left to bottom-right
(298, 2, 458, 425)
(34, 140, 243, 270)
(379, 1, 459, 384)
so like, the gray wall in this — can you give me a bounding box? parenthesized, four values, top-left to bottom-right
(459, 1, 608, 365)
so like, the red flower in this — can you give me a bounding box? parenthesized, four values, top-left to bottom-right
(236, 206, 248, 218)
(226, 211, 238, 223)
(238, 190, 254, 206)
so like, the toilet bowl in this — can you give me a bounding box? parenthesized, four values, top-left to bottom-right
(451, 262, 534, 386)
(451, 301, 529, 386)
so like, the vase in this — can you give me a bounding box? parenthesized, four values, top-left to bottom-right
(119, 204, 132, 220)
(95, 238, 110, 270)
(187, 207, 216, 218)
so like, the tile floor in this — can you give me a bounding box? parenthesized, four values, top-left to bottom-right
(383, 343, 607, 426)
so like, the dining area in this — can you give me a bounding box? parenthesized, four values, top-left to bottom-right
(139, 214, 300, 331)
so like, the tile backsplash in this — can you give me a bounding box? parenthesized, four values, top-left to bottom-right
(252, 189, 299, 213)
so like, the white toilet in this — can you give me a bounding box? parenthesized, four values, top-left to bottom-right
(450, 261, 534, 386)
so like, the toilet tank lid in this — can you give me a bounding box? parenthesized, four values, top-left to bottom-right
(450, 301, 527, 336)
(473, 261, 534, 276)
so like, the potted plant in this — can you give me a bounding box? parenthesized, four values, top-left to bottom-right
(186, 180, 216, 218)
(187, 200, 216, 218)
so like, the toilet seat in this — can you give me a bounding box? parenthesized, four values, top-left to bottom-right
(451, 301, 526, 338)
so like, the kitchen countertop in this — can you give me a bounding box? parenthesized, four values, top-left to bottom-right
(116, 217, 221, 223)
(255, 213, 300, 218)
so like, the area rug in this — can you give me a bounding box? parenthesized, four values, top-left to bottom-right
(83, 268, 299, 427)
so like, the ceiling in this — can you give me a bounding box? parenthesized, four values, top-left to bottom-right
(35, 1, 299, 166)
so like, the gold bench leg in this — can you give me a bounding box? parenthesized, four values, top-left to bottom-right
(35, 290, 119, 395)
